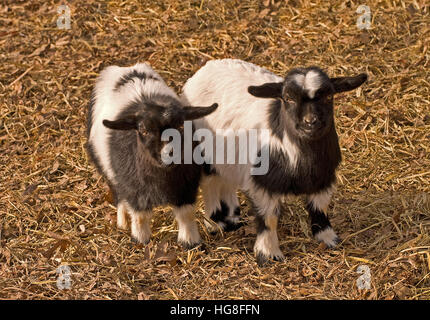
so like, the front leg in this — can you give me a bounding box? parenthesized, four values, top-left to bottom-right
(250, 190, 284, 266)
(306, 186, 339, 248)
(127, 203, 152, 244)
(173, 204, 201, 250)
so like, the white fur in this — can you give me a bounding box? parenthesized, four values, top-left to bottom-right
(181, 59, 300, 190)
(173, 204, 201, 245)
(129, 207, 152, 244)
(268, 129, 300, 171)
(250, 187, 284, 259)
(304, 70, 323, 99)
(254, 229, 284, 260)
(308, 185, 335, 212)
(292, 74, 305, 87)
(292, 70, 323, 99)
(181, 59, 298, 258)
(117, 201, 128, 230)
(200, 174, 240, 230)
(251, 186, 281, 216)
(88, 63, 177, 184)
(314, 227, 338, 248)
(309, 186, 339, 247)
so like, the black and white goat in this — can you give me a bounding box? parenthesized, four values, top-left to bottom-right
(181, 59, 367, 265)
(86, 63, 218, 248)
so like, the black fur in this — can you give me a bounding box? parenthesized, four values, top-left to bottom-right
(114, 70, 159, 91)
(250, 67, 352, 197)
(109, 131, 202, 210)
(267, 100, 286, 140)
(203, 163, 217, 175)
(330, 74, 368, 93)
(211, 200, 229, 223)
(233, 206, 241, 217)
(252, 124, 341, 196)
(105, 99, 205, 211)
(87, 82, 217, 213)
(255, 214, 268, 234)
(224, 219, 244, 232)
(248, 82, 283, 99)
(305, 202, 332, 235)
(210, 201, 244, 232)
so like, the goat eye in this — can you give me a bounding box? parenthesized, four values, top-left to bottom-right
(283, 97, 295, 106)
(138, 126, 149, 136)
(137, 124, 148, 136)
(323, 94, 333, 103)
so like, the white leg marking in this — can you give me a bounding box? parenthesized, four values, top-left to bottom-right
(222, 183, 240, 223)
(173, 204, 201, 247)
(251, 188, 284, 261)
(308, 186, 335, 212)
(129, 207, 152, 244)
(315, 227, 339, 248)
(116, 201, 128, 230)
(201, 175, 222, 231)
(254, 228, 284, 261)
(308, 185, 339, 247)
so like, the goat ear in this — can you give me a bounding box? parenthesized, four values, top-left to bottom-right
(247, 82, 283, 99)
(330, 74, 368, 93)
(103, 116, 138, 130)
(183, 103, 218, 120)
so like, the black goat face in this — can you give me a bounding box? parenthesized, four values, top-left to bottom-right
(103, 101, 218, 167)
(248, 66, 368, 141)
(288, 95, 335, 140)
(282, 67, 335, 140)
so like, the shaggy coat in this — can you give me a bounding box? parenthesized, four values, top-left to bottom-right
(181, 59, 367, 265)
(87, 63, 217, 247)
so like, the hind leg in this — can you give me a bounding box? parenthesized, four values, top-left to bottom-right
(201, 175, 243, 233)
(173, 204, 201, 250)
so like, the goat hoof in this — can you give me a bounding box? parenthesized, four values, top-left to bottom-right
(326, 235, 341, 248)
(256, 252, 284, 267)
(131, 236, 150, 245)
(180, 240, 202, 251)
(207, 220, 245, 234)
(223, 220, 245, 232)
(314, 227, 340, 248)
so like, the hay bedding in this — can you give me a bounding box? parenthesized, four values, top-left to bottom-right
(0, 0, 429, 299)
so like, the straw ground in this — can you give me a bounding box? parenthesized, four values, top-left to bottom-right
(0, 0, 429, 299)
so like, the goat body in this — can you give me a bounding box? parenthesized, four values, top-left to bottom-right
(87, 63, 217, 247)
(181, 59, 367, 265)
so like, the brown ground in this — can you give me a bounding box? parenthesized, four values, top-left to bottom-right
(0, 0, 429, 300)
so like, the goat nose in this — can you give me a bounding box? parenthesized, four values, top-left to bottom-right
(304, 114, 318, 126)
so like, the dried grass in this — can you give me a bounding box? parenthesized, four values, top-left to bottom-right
(0, 0, 429, 300)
